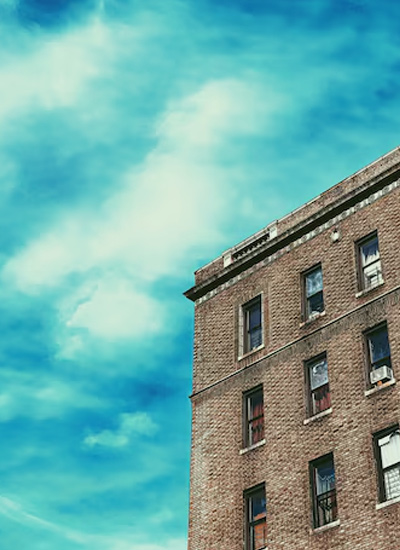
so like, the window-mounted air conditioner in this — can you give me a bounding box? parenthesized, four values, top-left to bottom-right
(370, 365, 393, 386)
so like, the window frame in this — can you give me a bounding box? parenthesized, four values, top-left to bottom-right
(364, 322, 392, 387)
(356, 231, 383, 291)
(309, 453, 338, 529)
(243, 386, 264, 449)
(304, 353, 331, 418)
(244, 484, 267, 550)
(239, 295, 263, 357)
(374, 425, 400, 503)
(302, 264, 324, 321)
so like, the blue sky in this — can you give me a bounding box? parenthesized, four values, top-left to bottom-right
(0, 0, 399, 548)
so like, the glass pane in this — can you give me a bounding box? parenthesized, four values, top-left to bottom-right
(249, 392, 263, 421)
(361, 237, 379, 267)
(316, 489, 337, 527)
(253, 521, 267, 550)
(311, 385, 331, 415)
(363, 260, 382, 288)
(248, 304, 261, 330)
(369, 327, 390, 366)
(248, 391, 264, 445)
(306, 268, 323, 297)
(316, 460, 335, 495)
(250, 491, 266, 521)
(380, 431, 400, 469)
(307, 292, 324, 316)
(249, 327, 262, 349)
(249, 417, 264, 445)
(384, 466, 400, 500)
(309, 358, 328, 390)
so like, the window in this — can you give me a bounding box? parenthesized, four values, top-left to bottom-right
(305, 354, 331, 417)
(365, 323, 392, 384)
(357, 232, 383, 290)
(303, 265, 324, 320)
(243, 387, 264, 448)
(310, 453, 337, 528)
(245, 485, 267, 550)
(240, 296, 262, 355)
(374, 427, 400, 502)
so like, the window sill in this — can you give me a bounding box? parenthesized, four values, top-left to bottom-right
(238, 344, 265, 361)
(303, 408, 332, 425)
(300, 311, 326, 328)
(356, 280, 384, 298)
(376, 495, 400, 510)
(240, 439, 266, 455)
(311, 519, 340, 534)
(364, 378, 396, 396)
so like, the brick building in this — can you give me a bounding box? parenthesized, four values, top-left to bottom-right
(184, 147, 400, 550)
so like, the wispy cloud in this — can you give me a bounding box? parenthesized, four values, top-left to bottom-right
(0, 495, 186, 550)
(84, 412, 158, 448)
(0, 0, 399, 548)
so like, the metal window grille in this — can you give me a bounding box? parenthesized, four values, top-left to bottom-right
(310, 454, 337, 528)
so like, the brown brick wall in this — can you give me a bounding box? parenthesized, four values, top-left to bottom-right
(192, 186, 400, 392)
(194, 146, 400, 287)
(187, 173, 400, 550)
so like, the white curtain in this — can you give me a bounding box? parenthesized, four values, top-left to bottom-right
(379, 431, 400, 469)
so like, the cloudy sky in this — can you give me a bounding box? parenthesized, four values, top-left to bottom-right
(0, 0, 400, 548)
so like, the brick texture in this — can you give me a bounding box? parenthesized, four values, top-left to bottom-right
(186, 149, 400, 550)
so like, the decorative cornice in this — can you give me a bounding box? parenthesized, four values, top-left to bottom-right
(184, 164, 400, 304)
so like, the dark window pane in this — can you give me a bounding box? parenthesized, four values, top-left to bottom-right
(249, 305, 261, 330)
(244, 297, 262, 353)
(250, 492, 266, 521)
(249, 392, 263, 420)
(308, 291, 324, 315)
(369, 328, 390, 366)
(249, 327, 262, 349)
(247, 390, 264, 446)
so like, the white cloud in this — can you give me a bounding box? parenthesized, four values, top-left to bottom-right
(0, 19, 110, 122)
(66, 276, 163, 339)
(3, 76, 273, 283)
(2, 76, 280, 345)
(84, 412, 158, 449)
(0, 371, 102, 422)
(158, 78, 282, 148)
(0, 495, 186, 549)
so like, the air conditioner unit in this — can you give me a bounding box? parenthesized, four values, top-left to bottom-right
(370, 366, 393, 385)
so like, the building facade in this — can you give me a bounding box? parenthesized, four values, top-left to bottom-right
(185, 147, 400, 550)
